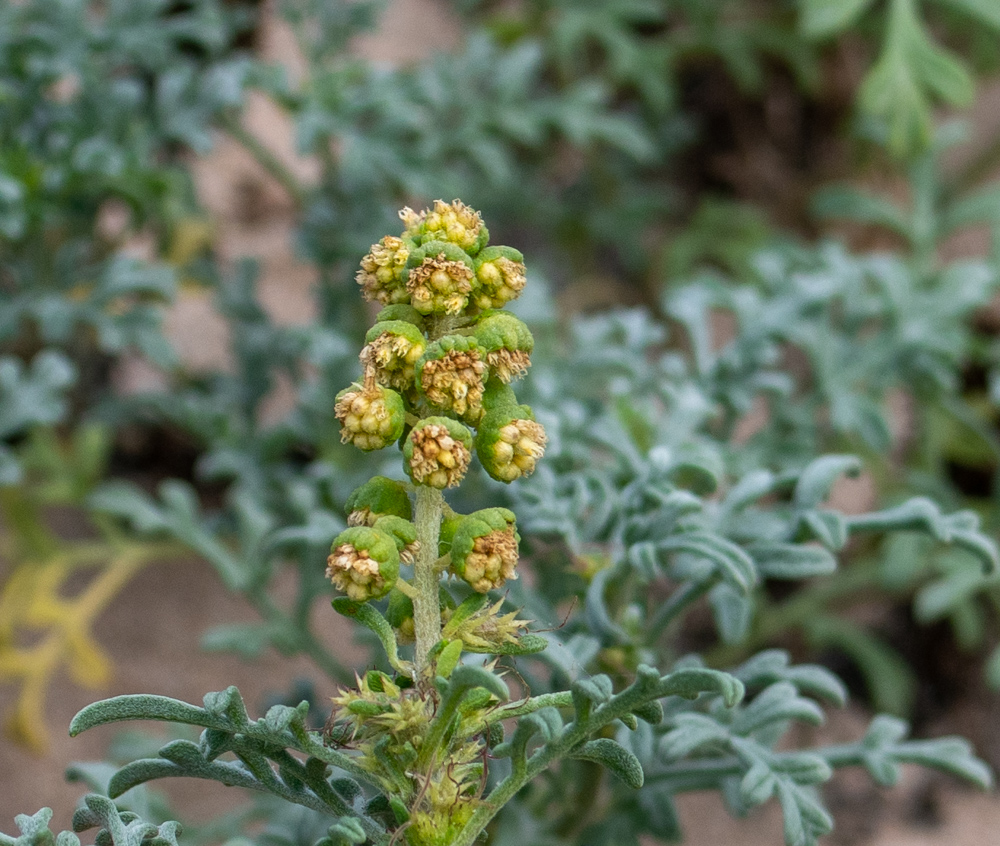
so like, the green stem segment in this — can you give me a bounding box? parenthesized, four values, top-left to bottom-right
(413, 485, 445, 677)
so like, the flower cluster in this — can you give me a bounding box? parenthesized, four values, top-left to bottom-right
(331, 200, 546, 602)
(326, 670, 489, 846)
(326, 202, 547, 845)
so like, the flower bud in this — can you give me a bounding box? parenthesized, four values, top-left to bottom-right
(327, 526, 400, 601)
(473, 246, 526, 309)
(404, 416, 473, 488)
(371, 515, 420, 564)
(334, 382, 406, 451)
(450, 508, 520, 593)
(346, 476, 413, 526)
(356, 236, 412, 305)
(362, 320, 427, 390)
(473, 311, 534, 384)
(405, 241, 476, 315)
(475, 384, 546, 482)
(400, 199, 488, 256)
(416, 335, 488, 423)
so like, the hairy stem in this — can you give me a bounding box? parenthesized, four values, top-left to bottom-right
(413, 485, 444, 677)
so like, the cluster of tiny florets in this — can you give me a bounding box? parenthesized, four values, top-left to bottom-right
(327, 545, 385, 602)
(463, 526, 519, 593)
(356, 236, 410, 305)
(407, 254, 475, 315)
(419, 350, 487, 421)
(332, 199, 545, 595)
(407, 422, 472, 488)
(487, 348, 531, 383)
(334, 383, 404, 451)
(326, 202, 551, 846)
(361, 332, 423, 390)
(401, 199, 485, 253)
(497, 419, 547, 477)
(336, 200, 544, 488)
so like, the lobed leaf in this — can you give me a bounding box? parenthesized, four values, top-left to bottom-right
(569, 738, 645, 788)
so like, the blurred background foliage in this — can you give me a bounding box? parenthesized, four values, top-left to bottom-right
(3, 0, 1000, 843)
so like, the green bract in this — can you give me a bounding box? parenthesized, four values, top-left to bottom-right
(375, 304, 425, 327)
(371, 515, 419, 562)
(346, 476, 413, 526)
(476, 383, 547, 482)
(403, 416, 474, 488)
(327, 526, 400, 602)
(474, 311, 535, 383)
(450, 508, 520, 593)
(438, 512, 466, 557)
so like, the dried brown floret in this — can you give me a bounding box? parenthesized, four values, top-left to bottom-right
(486, 348, 531, 384)
(420, 349, 487, 420)
(404, 418, 473, 489)
(406, 253, 475, 315)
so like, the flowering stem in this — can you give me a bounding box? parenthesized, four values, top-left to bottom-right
(413, 485, 445, 677)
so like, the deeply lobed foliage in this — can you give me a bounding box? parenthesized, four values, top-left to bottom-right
(3, 1, 1000, 846)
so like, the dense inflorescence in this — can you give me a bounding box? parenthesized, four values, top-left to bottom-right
(328, 200, 546, 844)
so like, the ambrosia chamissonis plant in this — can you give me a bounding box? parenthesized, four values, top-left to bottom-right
(58, 203, 744, 846)
(6, 2, 1000, 844)
(47, 204, 994, 846)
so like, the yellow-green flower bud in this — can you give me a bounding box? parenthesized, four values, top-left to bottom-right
(473, 246, 526, 309)
(399, 199, 488, 255)
(346, 476, 413, 526)
(326, 526, 400, 601)
(334, 382, 406, 451)
(405, 241, 476, 315)
(407, 807, 476, 846)
(475, 384, 546, 482)
(416, 335, 488, 423)
(356, 236, 412, 305)
(450, 508, 520, 593)
(473, 311, 534, 384)
(404, 416, 473, 488)
(362, 320, 427, 390)
(371, 515, 420, 564)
